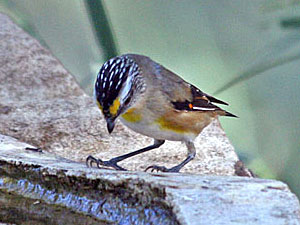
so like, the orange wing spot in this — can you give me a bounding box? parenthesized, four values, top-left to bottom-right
(188, 103, 193, 109)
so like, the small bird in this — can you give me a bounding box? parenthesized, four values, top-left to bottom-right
(86, 54, 237, 172)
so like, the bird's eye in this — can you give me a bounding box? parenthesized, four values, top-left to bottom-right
(125, 96, 131, 105)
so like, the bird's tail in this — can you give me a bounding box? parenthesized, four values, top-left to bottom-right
(224, 111, 238, 118)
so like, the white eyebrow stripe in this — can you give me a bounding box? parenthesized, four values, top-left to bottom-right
(119, 75, 133, 103)
(192, 107, 216, 111)
(128, 66, 133, 74)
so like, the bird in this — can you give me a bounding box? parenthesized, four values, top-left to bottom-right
(86, 54, 237, 172)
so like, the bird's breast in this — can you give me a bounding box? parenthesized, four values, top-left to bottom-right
(121, 107, 142, 123)
(119, 107, 213, 142)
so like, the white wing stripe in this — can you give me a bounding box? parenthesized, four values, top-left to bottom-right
(193, 106, 216, 111)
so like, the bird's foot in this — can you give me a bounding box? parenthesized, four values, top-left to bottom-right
(145, 164, 181, 173)
(86, 155, 127, 171)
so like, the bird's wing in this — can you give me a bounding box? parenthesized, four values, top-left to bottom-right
(156, 64, 236, 117)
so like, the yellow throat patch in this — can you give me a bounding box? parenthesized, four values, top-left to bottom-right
(121, 108, 142, 123)
(109, 98, 120, 116)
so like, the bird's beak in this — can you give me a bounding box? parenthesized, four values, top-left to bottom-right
(106, 118, 115, 134)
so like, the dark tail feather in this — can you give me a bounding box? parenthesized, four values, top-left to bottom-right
(225, 111, 238, 118)
(206, 94, 229, 105)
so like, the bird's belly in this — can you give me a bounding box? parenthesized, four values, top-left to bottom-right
(119, 106, 214, 142)
(119, 117, 197, 142)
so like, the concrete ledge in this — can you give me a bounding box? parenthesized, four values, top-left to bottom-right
(1, 134, 300, 224)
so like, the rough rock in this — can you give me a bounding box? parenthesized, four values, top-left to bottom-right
(0, 13, 240, 174)
(1, 134, 300, 224)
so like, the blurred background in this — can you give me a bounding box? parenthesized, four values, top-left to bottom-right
(1, 0, 299, 197)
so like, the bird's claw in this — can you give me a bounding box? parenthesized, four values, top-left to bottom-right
(145, 165, 180, 173)
(86, 155, 126, 171)
(25, 147, 43, 152)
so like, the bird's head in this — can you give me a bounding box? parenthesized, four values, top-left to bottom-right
(94, 55, 145, 133)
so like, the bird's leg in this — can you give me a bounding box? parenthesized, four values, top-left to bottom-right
(145, 141, 196, 173)
(86, 139, 165, 171)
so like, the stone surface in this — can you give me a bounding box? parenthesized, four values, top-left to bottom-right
(0, 13, 240, 174)
(1, 134, 300, 224)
